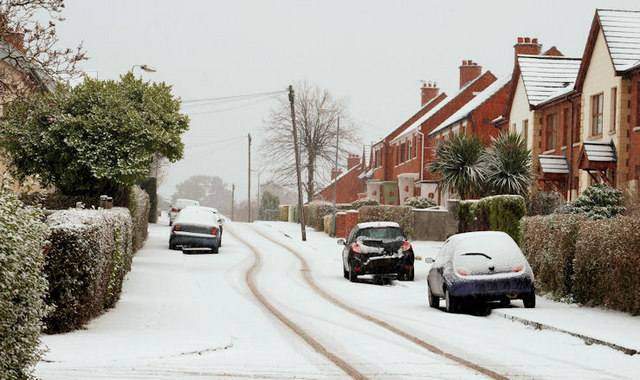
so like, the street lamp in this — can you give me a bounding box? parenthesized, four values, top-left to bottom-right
(131, 64, 157, 73)
(318, 107, 339, 237)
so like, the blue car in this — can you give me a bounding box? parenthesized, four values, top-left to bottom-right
(426, 231, 535, 312)
(169, 206, 221, 254)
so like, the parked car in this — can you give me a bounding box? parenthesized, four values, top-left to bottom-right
(338, 222, 415, 282)
(425, 231, 535, 313)
(199, 206, 225, 245)
(169, 198, 200, 225)
(169, 206, 221, 253)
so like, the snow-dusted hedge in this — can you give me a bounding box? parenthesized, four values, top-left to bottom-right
(573, 216, 640, 315)
(525, 188, 564, 216)
(521, 214, 586, 298)
(351, 198, 379, 209)
(323, 214, 332, 235)
(44, 208, 133, 333)
(279, 205, 289, 222)
(0, 181, 50, 379)
(304, 201, 333, 231)
(358, 205, 414, 238)
(556, 183, 625, 220)
(459, 195, 526, 245)
(129, 185, 149, 252)
(403, 196, 436, 209)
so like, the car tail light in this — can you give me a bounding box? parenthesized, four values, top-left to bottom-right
(514, 265, 524, 273)
(351, 242, 363, 254)
(174, 224, 182, 231)
(456, 268, 468, 276)
(402, 241, 412, 252)
(210, 227, 217, 236)
(171, 207, 178, 212)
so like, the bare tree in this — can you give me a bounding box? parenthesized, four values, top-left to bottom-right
(0, 0, 87, 99)
(261, 81, 359, 201)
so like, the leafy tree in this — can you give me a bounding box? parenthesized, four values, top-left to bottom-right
(0, 73, 189, 196)
(172, 175, 232, 215)
(258, 190, 279, 220)
(261, 81, 359, 201)
(556, 183, 625, 220)
(484, 132, 533, 196)
(428, 133, 487, 200)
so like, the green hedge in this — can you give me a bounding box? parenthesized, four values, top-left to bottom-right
(129, 185, 150, 252)
(279, 205, 289, 222)
(0, 182, 50, 379)
(358, 205, 414, 238)
(573, 217, 640, 314)
(521, 214, 586, 297)
(351, 198, 379, 209)
(304, 201, 333, 231)
(404, 196, 436, 209)
(44, 208, 134, 333)
(459, 195, 526, 244)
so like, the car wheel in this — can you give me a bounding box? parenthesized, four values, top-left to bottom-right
(445, 289, 459, 313)
(348, 264, 358, 283)
(428, 287, 439, 308)
(407, 267, 415, 281)
(523, 292, 536, 308)
(169, 220, 173, 226)
(211, 245, 219, 254)
(343, 265, 348, 279)
(169, 238, 176, 250)
(499, 297, 510, 307)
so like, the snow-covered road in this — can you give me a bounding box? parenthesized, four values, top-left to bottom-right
(36, 221, 640, 379)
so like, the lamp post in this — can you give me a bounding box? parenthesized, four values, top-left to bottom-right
(318, 108, 339, 237)
(131, 64, 157, 73)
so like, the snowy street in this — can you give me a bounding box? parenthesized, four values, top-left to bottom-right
(36, 222, 640, 379)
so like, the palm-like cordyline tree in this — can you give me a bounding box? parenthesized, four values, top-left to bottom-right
(485, 132, 533, 196)
(428, 133, 487, 200)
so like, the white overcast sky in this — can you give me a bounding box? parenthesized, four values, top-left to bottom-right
(55, 0, 638, 201)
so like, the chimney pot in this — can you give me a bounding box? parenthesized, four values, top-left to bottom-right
(524, 37, 531, 43)
(518, 37, 524, 43)
(532, 38, 538, 44)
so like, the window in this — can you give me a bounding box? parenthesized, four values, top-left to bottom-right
(610, 87, 617, 132)
(408, 139, 413, 159)
(374, 150, 380, 168)
(546, 113, 557, 151)
(400, 142, 406, 162)
(523, 119, 528, 141)
(591, 93, 603, 135)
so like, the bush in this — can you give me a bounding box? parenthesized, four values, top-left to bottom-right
(351, 198, 379, 209)
(556, 183, 625, 220)
(521, 214, 586, 298)
(573, 217, 640, 315)
(304, 201, 333, 231)
(0, 180, 50, 379)
(358, 205, 414, 238)
(129, 185, 150, 252)
(323, 214, 333, 235)
(279, 205, 289, 222)
(459, 195, 526, 244)
(404, 196, 436, 209)
(526, 188, 564, 216)
(44, 208, 133, 333)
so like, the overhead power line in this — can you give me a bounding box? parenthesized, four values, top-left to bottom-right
(182, 90, 287, 105)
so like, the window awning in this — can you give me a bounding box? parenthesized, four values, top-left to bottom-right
(578, 142, 617, 186)
(539, 154, 569, 175)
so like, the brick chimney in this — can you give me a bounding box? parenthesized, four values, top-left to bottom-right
(459, 60, 482, 89)
(420, 81, 439, 106)
(347, 154, 360, 170)
(331, 168, 343, 180)
(514, 36, 542, 62)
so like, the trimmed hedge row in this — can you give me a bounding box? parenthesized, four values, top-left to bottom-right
(459, 195, 526, 244)
(44, 208, 134, 333)
(304, 201, 334, 231)
(129, 185, 150, 252)
(279, 205, 289, 222)
(358, 205, 414, 238)
(0, 182, 50, 379)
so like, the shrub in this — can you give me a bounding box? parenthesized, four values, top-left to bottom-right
(129, 185, 150, 252)
(521, 214, 586, 298)
(404, 196, 436, 209)
(525, 188, 565, 216)
(459, 195, 526, 244)
(323, 214, 333, 235)
(351, 198, 379, 209)
(304, 201, 333, 231)
(358, 205, 414, 238)
(44, 208, 133, 332)
(279, 205, 289, 222)
(573, 217, 640, 315)
(556, 183, 625, 220)
(0, 180, 50, 379)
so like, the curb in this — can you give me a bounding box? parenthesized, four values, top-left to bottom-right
(494, 311, 638, 356)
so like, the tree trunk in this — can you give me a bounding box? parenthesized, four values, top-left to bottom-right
(306, 153, 315, 202)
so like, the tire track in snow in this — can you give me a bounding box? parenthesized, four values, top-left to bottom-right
(246, 224, 510, 380)
(228, 225, 368, 380)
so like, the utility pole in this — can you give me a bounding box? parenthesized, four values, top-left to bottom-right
(289, 85, 306, 241)
(231, 183, 235, 221)
(331, 115, 340, 237)
(248, 133, 252, 223)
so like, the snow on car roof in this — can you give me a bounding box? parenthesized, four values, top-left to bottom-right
(175, 206, 217, 225)
(357, 221, 401, 229)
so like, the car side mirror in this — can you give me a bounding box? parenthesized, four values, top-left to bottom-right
(424, 257, 435, 264)
(337, 238, 346, 246)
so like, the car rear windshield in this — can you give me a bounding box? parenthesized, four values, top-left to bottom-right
(453, 235, 525, 274)
(357, 227, 404, 240)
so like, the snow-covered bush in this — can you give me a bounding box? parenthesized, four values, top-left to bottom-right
(555, 183, 625, 220)
(279, 205, 289, 222)
(573, 216, 640, 315)
(351, 198, 379, 209)
(358, 205, 413, 238)
(129, 185, 149, 252)
(0, 180, 50, 379)
(45, 208, 133, 332)
(459, 195, 526, 245)
(525, 188, 564, 216)
(404, 196, 436, 209)
(304, 201, 333, 231)
(521, 214, 586, 298)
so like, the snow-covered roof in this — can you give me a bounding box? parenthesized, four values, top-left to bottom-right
(390, 74, 488, 144)
(518, 55, 581, 106)
(357, 221, 401, 229)
(583, 142, 616, 162)
(539, 155, 570, 174)
(598, 9, 640, 72)
(429, 75, 510, 137)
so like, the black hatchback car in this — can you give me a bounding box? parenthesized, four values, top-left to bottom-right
(338, 222, 415, 282)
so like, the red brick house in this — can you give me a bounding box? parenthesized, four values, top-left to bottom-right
(315, 153, 366, 203)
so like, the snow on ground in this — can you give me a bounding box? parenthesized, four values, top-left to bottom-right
(36, 220, 640, 379)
